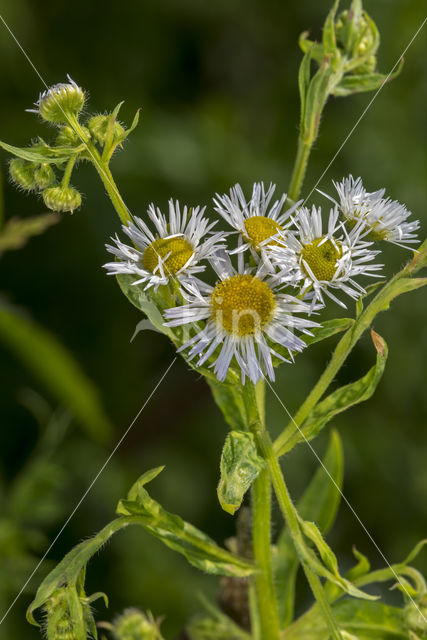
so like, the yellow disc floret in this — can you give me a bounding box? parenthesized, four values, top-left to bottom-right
(244, 216, 283, 248)
(142, 237, 193, 274)
(210, 274, 276, 336)
(301, 237, 343, 281)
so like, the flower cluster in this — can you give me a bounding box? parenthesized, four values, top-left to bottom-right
(105, 177, 419, 384)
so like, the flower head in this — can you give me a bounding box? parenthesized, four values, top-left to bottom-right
(164, 253, 318, 384)
(104, 200, 225, 291)
(28, 75, 85, 124)
(327, 175, 420, 250)
(213, 183, 299, 260)
(270, 205, 382, 309)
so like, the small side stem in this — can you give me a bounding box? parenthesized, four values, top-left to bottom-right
(254, 427, 342, 640)
(288, 137, 312, 203)
(61, 156, 76, 187)
(67, 114, 132, 226)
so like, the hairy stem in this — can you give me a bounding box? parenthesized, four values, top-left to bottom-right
(245, 382, 280, 640)
(254, 426, 342, 639)
(67, 114, 132, 226)
(288, 137, 312, 203)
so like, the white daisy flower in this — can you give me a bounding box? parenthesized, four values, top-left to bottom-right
(104, 200, 225, 291)
(323, 175, 420, 250)
(269, 205, 383, 309)
(164, 253, 318, 384)
(213, 182, 300, 262)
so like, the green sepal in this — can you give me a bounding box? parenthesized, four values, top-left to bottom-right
(278, 330, 388, 454)
(274, 430, 344, 626)
(332, 61, 403, 96)
(217, 430, 265, 515)
(117, 467, 255, 577)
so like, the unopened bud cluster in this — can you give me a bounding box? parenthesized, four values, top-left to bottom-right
(111, 608, 163, 640)
(335, 8, 379, 74)
(7, 76, 132, 213)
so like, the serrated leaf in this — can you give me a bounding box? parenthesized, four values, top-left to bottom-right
(0, 140, 72, 164)
(217, 431, 264, 515)
(0, 304, 112, 443)
(0, 214, 59, 256)
(275, 430, 344, 626)
(117, 467, 255, 577)
(278, 330, 388, 454)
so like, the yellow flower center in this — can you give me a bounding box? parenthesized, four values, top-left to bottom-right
(142, 236, 194, 274)
(210, 274, 276, 336)
(301, 237, 343, 281)
(244, 216, 283, 248)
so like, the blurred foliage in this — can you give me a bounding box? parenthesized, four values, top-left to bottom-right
(0, 0, 426, 638)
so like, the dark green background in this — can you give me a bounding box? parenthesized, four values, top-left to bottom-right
(0, 0, 426, 637)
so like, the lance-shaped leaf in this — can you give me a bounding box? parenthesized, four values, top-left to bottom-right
(322, 0, 339, 61)
(207, 379, 247, 431)
(0, 140, 73, 164)
(117, 467, 255, 577)
(277, 330, 388, 455)
(304, 318, 354, 347)
(0, 214, 59, 256)
(217, 431, 264, 515)
(0, 303, 112, 442)
(332, 62, 404, 97)
(298, 47, 312, 135)
(275, 430, 344, 626)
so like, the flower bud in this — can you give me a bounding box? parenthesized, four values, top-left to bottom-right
(43, 185, 82, 213)
(335, 8, 379, 74)
(112, 608, 162, 640)
(405, 597, 427, 634)
(34, 163, 56, 189)
(9, 158, 37, 190)
(56, 125, 90, 147)
(88, 114, 125, 145)
(34, 77, 85, 124)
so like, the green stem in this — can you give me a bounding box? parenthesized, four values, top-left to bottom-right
(251, 470, 281, 640)
(254, 427, 342, 640)
(288, 137, 313, 203)
(61, 156, 76, 188)
(273, 251, 427, 457)
(67, 114, 132, 226)
(245, 382, 280, 640)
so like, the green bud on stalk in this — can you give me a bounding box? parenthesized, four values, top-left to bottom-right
(88, 114, 126, 146)
(9, 158, 37, 190)
(34, 163, 56, 189)
(112, 608, 163, 640)
(56, 124, 90, 147)
(43, 185, 82, 213)
(32, 76, 85, 124)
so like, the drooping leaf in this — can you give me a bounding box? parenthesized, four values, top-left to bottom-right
(0, 214, 59, 256)
(217, 431, 264, 515)
(0, 303, 112, 442)
(277, 330, 388, 454)
(117, 467, 255, 577)
(274, 431, 344, 626)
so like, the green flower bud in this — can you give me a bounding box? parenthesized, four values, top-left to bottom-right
(34, 163, 56, 189)
(9, 158, 37, 190)
(405, 597, 427, 634)
(43, 185, 82, 213)
(56, 125, 90, 147)
(31, 76, 85, 124)
(88, 114, 125, 145)
(45, 594, 78, 640)
(112, 608, 162, 640)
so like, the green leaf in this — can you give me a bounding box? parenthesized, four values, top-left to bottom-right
(278, 330, 388, 454)
(275, 431, 344, 626)
(0, 214, 59, 256)
(333, 62, 403, 97)
(0, 140, 72, 164)
(117, 467, 255, 577)
(299, 32, 325, 65)
(302, 63, 336, 142)
(298, 48, 313, 134)
(304, 318, 354, 347)
(0, 303, 113, 443)
(217, 431, 264, 515)
(322, 0, 339, 59)
(116, 274, 174, 340)
(207, 378, 247, 431)
(117, 107, 141, 142)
